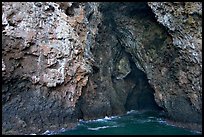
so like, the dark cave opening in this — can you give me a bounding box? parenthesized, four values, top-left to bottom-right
(124, 53, 163, 112)
(76, 2, 167, 121)
(98, 2, 165, 113)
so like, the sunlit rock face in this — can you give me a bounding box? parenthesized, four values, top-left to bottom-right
(2, 2, 202, 135)
(2, 2, 99, 134)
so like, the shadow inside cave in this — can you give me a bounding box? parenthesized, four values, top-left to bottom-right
(124, 53, 163, 112)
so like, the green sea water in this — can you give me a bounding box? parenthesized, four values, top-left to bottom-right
(44, 110, 201, 135)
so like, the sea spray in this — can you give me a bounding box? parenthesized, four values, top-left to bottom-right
(59, 110, 200, 135)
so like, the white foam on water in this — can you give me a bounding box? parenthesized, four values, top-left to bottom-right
(94, 118, 108, 122)
(41, 127, 70, 135)
(88, 125, 118, 131)
(59, 128, 66, 132)
(42, 130, 50, 134)
(104, 115, 119, 120)
(135, 117, 165, 124)
(79, 118, 106, 123)
(126, 110, 144, 115)
(79, 115, 120, 123)
(148, 116, 155, 119)
(42, 130, 55, 135)
(126, 110, 137, 114)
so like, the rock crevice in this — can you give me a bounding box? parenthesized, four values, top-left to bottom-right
(2, 2, 202, 134)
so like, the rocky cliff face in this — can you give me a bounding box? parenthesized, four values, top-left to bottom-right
(2, 2, 98, 134)
(147, 2, 202, 124)
(2, 2, 202, 135)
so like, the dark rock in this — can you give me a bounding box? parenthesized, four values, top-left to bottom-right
(2, 2, 202, 135)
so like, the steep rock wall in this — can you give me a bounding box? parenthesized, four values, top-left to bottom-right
(147, 2, 202, 124)
(2, 2, 100, 134)
(77, 2, 163, 121)
(2, 2, 202, 135)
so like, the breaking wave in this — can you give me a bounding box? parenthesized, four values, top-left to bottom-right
(88, 125, 118, 130)
(40, 110, 200, 135)
(79, 115, 120, 123)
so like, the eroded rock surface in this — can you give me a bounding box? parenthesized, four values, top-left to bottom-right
(2, 2, 98, 134)
(148, 2, 202, 124)
(2, 2, 202, 135)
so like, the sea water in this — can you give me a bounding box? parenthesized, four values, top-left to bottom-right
(43, 110, 201, 135)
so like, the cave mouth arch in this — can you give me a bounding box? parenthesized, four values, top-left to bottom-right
(98, 2, 166, 113)
(76, 2, 168, 121)
(123, 53, 163, 112)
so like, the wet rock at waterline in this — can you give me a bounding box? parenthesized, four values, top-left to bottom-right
(2, 2, 202, 135)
